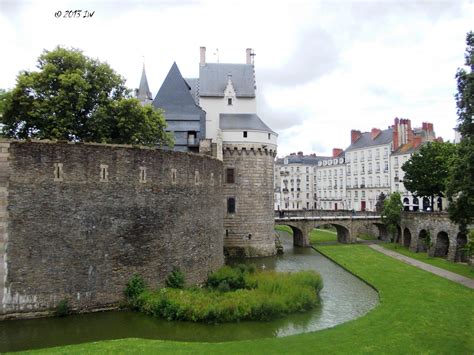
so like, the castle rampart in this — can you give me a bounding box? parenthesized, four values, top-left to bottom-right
(0, 140, 224, 318)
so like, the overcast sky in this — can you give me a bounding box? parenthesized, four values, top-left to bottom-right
(1, 0, 472, 156)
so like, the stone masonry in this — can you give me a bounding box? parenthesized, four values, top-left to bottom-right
(223, 144, 277, 257)
(1, 140, 224, 317)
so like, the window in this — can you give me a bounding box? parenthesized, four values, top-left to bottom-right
(139, 167, 147, 183)
(53, 163, 63, 182)
(394, 157, 399, 167)
(243, 131, 248, 138)
(268, 133, 271, 140)
(227, 98, 233, 105)
(227, 198, 236, 214)
(384, 161, 389, 173)
(226, 168, 235, 183)
(100, 164, 108, 182)
(195, 170, 200, 185)
(171, 169, 177, 184)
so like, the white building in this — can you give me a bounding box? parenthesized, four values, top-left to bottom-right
(315, 151, 346, 210)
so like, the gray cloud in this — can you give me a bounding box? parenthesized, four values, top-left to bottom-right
(257, 91, 306, 132)
(260, 26, 340, 87)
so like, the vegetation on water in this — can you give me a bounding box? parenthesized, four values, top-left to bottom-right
(124, 274, 146, 307)
(131, 265, 322, 323)
(35, 244, 474, 354)
(165, 268, 185, 289)
(381, 242, 474, 279)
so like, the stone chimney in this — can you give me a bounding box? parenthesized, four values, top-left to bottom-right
(246, 48, 252, 64)
(332, 148, 343, 157)
(297, 151, 304, 156)
(413, 136, 422, 148)
(351, 130, 362, 144)
(371, 128, 381, 140)
(200, 47, 206, 65)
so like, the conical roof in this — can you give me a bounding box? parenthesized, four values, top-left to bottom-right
(137, 66, 152, 101)
(153, 62, 203, 114)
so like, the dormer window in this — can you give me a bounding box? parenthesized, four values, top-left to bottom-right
(227, 98, 233, 105)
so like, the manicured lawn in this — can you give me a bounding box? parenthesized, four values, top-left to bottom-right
(274, 225, 293, 234)
(25, 244, 474, 354)
(310, 228, 337, 243)
(381, 242, 474, 280)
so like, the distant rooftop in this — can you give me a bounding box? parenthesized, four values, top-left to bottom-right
(346, 128, 393, 151)
(220, 113, 276, 134)
(199, 63, 255, 98)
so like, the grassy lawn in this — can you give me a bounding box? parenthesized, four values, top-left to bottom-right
(381, 242, 474, 280)
(357, 233, 377, 240)
(274, 225, 293, 234)
(25, 244, 474, 354)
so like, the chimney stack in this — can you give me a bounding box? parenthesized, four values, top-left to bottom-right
(200, 46, 206, 65)
(246, 48, 252, 64)
(332, 148, 343, 157)
(371, 128, 381, 140)
(297, 151, 303, 156)
(413, 136, 422, 148)
(351, 130, 362, 144)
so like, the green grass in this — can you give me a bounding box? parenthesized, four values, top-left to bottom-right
(25, 244, 474, 354)
(136, 267, 322, 322)
(274, 225, 293, 234)
(381, 242, 474, 279)
(357, 233, 377, 240)
(310, 229, 337, 243)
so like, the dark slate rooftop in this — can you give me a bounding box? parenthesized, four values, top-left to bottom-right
(199, 63, 255, 97)
(392, 142, 425, 156)
(276, 155, 332, 165)
(345, 128, 393, 151)
(184, 78, 199, 105)
(136, 67, 152, 101)
(219, 113, 276, 134)
(153, 62, 205, 116)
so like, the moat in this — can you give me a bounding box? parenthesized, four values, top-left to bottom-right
(0, 233, 379, 352)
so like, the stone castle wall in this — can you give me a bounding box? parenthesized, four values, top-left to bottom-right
(222, 144, 276, 257)
(0, 140, 224, 317)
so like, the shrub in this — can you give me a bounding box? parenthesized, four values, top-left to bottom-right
(165, 268, 185, 289)
(206, 266, 247, 290)
(137, 267, 323, 323)
(125, 275, 146, 304)
(55, 298, 71, 317)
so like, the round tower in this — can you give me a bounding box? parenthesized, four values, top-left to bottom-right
(221, 128, 277, 257)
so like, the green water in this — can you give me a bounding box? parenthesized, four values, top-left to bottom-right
(0, 233, 378, 352)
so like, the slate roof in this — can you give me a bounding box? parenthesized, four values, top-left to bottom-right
(219, 113, 276, 134)
(275, 155, 330, 165)
(184, 78, 199, 105)
(136, 66, 152, 101)
(392, 142, 425, 156)
(199, 63, 255, 97)
(345, 128, 393, 151)
(153, 63, 205, 116)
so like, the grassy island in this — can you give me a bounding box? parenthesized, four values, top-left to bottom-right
(131, 265, 322, 323)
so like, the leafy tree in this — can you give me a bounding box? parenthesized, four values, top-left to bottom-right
(401, 141, 456, 210)
(375, 192, 386, 214)
(0, 89, 11, 119)
(447, 32, 474, 234)
(0, 46, 173, 147)
(381, 192, 403, 240)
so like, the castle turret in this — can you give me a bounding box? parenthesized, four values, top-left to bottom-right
(136, 64, 153, 106)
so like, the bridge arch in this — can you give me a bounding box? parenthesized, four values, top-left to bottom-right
(434, 231, 449, 258)
(403, 227, 412, 248)
(312, 223, 351, 243)
(417, 229, 430, 252)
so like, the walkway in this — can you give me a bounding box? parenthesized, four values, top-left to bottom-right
(368, 244, 474, 290)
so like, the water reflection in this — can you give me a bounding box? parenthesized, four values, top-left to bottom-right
(0, 232, 378, 352)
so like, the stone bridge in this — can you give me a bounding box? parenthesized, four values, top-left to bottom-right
(275, 210, 384, 246)
(275, 210, 469, 262)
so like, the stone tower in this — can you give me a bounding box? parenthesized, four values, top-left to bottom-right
(195, 47, 278, 257)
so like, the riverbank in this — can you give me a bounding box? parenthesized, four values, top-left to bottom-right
(24, 244, 473, 354)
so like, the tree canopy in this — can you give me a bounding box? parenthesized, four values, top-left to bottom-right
(0, 46, 173, 147)
(401, 141, 456, 209)
(381, 192, 403, 238)
(447, 31, 474, 233)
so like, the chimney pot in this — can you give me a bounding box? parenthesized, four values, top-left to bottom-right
(371, 128, 381, 140)
(246, 48, 252, 64)
(200, 46, 206, 65)
(332, 148, 343, 157)
(351, 130, 362, 144)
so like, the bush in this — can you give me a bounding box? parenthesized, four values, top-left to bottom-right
(125, 275, 146, 304)
(55, 298, 71, 317)
(165, 268, 185, 289)
(206, 266, 247, 291)
(137, 267, 323, 323)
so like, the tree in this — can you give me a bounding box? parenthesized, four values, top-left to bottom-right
(375, 192, 386, 214)
(0, 46, 173, 147)
(447, 32, 474, 234)
(401, 141, 456, 210)
(381, 192, 403, 241)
